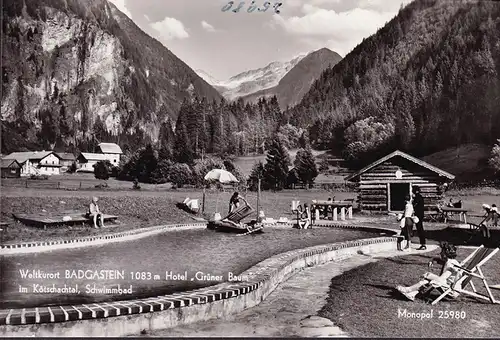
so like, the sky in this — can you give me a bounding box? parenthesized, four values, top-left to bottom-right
(108, 0, 412, 81)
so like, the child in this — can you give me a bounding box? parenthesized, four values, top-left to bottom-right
(87, 196, 104, 229)
(396, 242, 462, 301)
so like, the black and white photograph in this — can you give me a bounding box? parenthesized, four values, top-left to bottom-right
(1, 0, 500, 338)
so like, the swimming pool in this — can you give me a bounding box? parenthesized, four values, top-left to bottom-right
(1, 226, 382, 309)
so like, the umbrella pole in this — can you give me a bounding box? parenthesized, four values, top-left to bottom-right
(202, 187, 206, 214)
(216, 190, 219, 214)
(257, 178, 261, 220)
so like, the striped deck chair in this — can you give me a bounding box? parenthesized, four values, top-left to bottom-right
(426, 245, 499, 305)
(221, 204, 254, 224)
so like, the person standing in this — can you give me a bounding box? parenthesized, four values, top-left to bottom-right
(400, 195, 415, 251)
(413, 187, 426, 250)
(228, 192, 248, 213)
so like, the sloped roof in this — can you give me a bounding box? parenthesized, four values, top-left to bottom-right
(345, 150, 455, 181)
(3, 151, 60, 163)
(79, 153, 109, 161)
(98, 143, 123, 154)
(57, 153, 76, 161)
(0, 159, 21, 168)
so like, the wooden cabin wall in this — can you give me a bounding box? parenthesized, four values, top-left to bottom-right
(357, 158, 445, 211)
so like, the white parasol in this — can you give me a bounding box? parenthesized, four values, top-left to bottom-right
(204, 169, 239, 214)
(204, 169, 239, 184)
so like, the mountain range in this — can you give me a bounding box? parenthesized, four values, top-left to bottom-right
(197, 48, 342, 110)
(195, 53, 307, 101)
(1, 0, 221, 153)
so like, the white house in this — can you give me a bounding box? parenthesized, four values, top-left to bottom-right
(97, 142, 123, 165)
(2, 151, 62, 176)
(76, 153, 110, 172)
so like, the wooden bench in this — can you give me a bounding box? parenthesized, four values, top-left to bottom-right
(13, 211, 118, 229)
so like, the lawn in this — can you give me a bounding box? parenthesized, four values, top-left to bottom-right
(1, 171, 498, 244)
(319, 247, 500, 338)
(0, 185, 357, 243)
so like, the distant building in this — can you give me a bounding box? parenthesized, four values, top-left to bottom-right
(76, 153, 110, 172)
(2, 151, 62, 176)
(345, 150, 455, 212)
(1, 159, 21, 178)
(57, 153, 76, 172)
(97, 143, 123, 165)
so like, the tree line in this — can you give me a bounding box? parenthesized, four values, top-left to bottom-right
(92, 134, 319, 191)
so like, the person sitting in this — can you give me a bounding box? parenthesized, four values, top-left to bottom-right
(87, 196, 104, 229)
(228, 192, 249, 213)
(322, 197, 333, 219)
(298, 203, 312, 229)
(396, 242, 462, 301)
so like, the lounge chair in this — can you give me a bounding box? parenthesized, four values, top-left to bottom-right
(177, 198, 200, 214)
(422, 244, 499, 305)
(207, 205, 255, 232)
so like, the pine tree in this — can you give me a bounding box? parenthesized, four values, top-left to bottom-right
(136, 144, 158, 183)
(248, 161, 265, 191)
(294, 147, 318, 187)
(263, 137, 290, 190)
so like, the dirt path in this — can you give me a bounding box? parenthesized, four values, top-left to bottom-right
(140, 245, 438, 338)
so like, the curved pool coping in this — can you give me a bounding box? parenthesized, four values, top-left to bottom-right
(0, 230, 398, 337)
(0, 221, 397, 256)
(0, 223, 207, 255)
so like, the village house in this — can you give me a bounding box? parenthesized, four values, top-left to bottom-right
(2, 151, 62, 176)
(76, 153, 110, 172)
(1, 159, 21, 178)
(56, 152, 76, 172)
(97, 142, 123, 165)
(345, 150, 455, 212)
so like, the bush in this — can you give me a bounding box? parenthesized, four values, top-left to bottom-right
(168, 163, 193, 188)
(67, 162, 77, 173)
(133, 178, 141, 190)
(94, 161, 110, 180)
(30, 174, 49, 180)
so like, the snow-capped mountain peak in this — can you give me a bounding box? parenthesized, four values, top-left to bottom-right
(195, 53, 308, 100)
(195, 69, 221, 86)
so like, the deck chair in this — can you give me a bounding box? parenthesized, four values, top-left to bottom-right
(222, 204, 254, 223)
(425, 245, 499, 305)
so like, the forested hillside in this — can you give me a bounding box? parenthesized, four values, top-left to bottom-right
(288, 0, 500, 166)
(1, 0, 221, 154)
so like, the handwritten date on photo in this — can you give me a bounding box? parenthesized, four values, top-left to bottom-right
(398, 308, 466, 320)
(222, 1, 283, 14)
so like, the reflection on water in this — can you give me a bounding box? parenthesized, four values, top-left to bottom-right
(1, 227, 378, 308)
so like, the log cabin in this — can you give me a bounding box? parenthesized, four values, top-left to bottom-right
(345, 150, 455, 212)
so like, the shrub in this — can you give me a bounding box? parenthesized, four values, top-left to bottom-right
(94, 161, 110, 181)
(168, 163, 193, 188)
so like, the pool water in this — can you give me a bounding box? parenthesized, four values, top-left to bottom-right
(1, 227, 381, 308)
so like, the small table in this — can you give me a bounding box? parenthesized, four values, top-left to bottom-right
(440, 207, 469, 224)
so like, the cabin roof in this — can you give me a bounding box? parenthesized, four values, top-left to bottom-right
(344, 150, 455, 182)
(79, 153, 110, 161)
(57, 152, 76, 161)
(0, 159, 21, 168)
(98, 143, 122, 154)
(2, 151, 60, 163)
